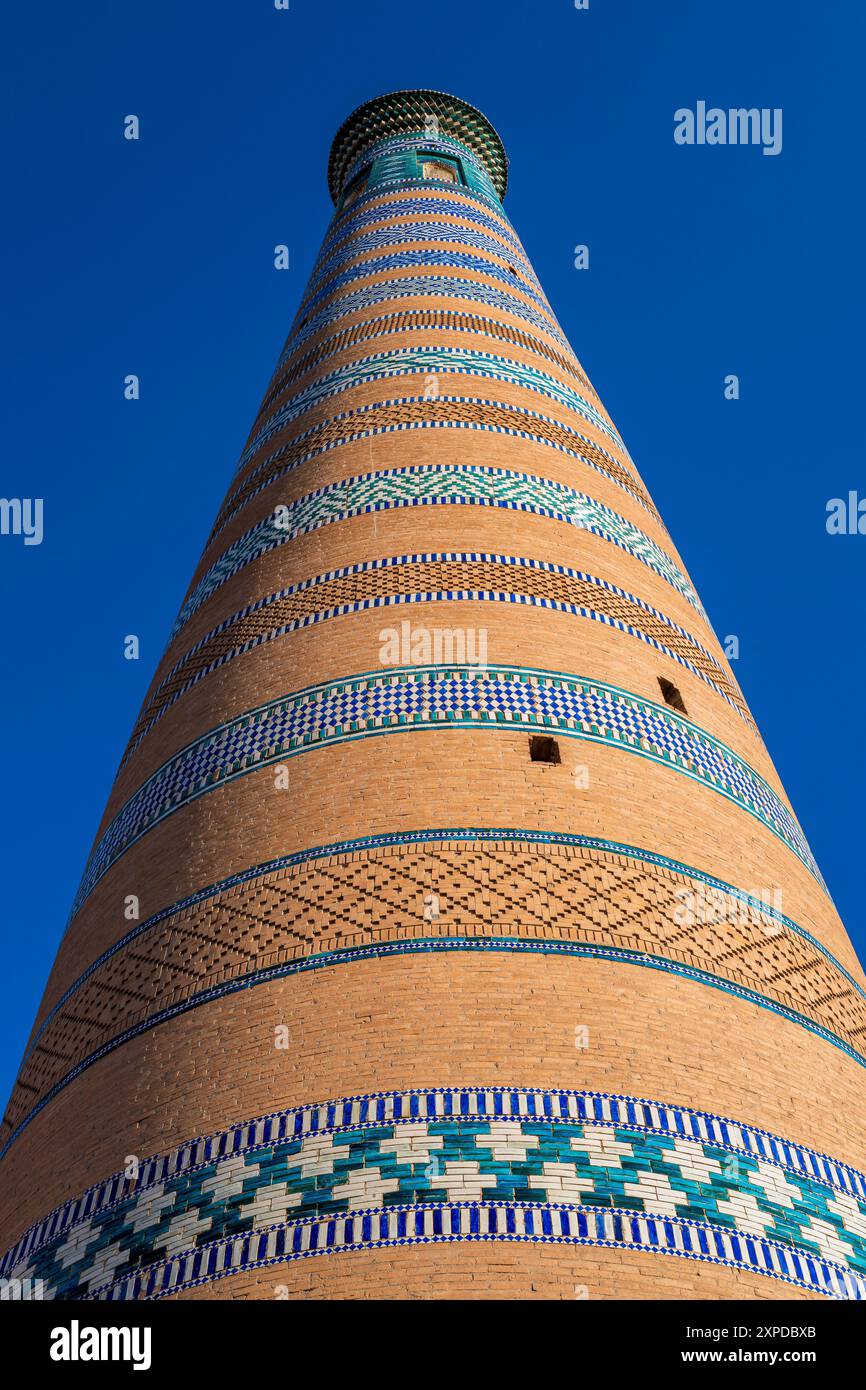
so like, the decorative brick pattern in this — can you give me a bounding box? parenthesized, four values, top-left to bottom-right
(6, 835, 864, 1147)
(282, 274, 574, 358)
(311, 220, 533, 290)
(239, 346, 625, 470)
(258, 307, 600, 424)
(220, 397, 650, 538)
(315, 195, 527, 267)
(70, 666, 820, 924)
(295, 250, 558, 332)
(305, 223, 542, 300)
(127, 554, 745, 756)
(187, 464, 692, 635)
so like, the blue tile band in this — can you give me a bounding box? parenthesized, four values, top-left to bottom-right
(3, 1086, 864, 1301)
(127, 553, 743, 760)
(315, 194, 526, 269)
(280, 274, 574, 360)
(68, 667, 823, 925)
(308, 221, 538, 297)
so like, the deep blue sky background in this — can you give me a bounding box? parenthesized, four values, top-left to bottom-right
(1, 0, 863, 1107)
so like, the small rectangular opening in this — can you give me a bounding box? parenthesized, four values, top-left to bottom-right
(421, 158, 459, 184)
(658, 677, 688, 714)
(529, 735, 561, 765)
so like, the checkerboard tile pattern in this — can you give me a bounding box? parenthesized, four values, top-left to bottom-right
(3, 1087, 864, 1301)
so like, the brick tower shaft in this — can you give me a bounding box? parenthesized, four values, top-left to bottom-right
(2, 90, 865, 1302)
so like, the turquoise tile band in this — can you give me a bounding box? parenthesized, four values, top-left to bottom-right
(183, 461, 698, 633)
(3, 1086, 864, 1301)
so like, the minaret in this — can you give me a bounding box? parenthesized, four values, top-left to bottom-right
(2, 90, 865, 1302)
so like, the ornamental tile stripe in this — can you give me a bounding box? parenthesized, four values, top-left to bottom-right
(238, 347, 625, 468)
(323, 193, 520, 261)
(323, 190, 522, 248)
(4, 1086, 864, 1300)
(306, 224, 542, 301)
(258, 308, 599, 424)
(38, 830, 866, 1042)
(222, 398, 648, 537)
(126, 555, 746, 758)
(107, 1206, 863, 1303)
(69, 667, 820, 924)
(189, 464, 692, 634)
(315, 202, 528, 273)
(292, 249, 559, 338)
(278, 274, 573, 365)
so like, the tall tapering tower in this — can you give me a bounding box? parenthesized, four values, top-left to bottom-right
(3, 90, 865, 1303)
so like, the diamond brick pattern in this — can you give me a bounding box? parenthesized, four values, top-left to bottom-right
(239, 345, 625, 469)
(220, 395, 652, 538)
(5, 836, 864, 1148)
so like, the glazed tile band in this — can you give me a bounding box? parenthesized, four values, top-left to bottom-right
(338, 129, 502, 197)
(238, 346, 625, 470)
(7, 833, 865, 1150)
(313, 203, 529, 278)
(298, 239, 544, 316)
(256, 308, 600, 425)
(305, 223, 543, 300)
(69, 666, 822, 925)
(186, 461, 690, 636)
(326, 182, 509, 245)
(124, 554, 747, 760)
(3, 1086, 864, 1300)
(316, 195, 527, 265)
(337, 140, 503, 213)
(279, 272, 574, 363)
(291, 248, 560, 341)
(220, 398, 649, 541)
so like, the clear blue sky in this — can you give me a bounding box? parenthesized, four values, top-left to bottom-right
(1, 0, 863, 1109)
